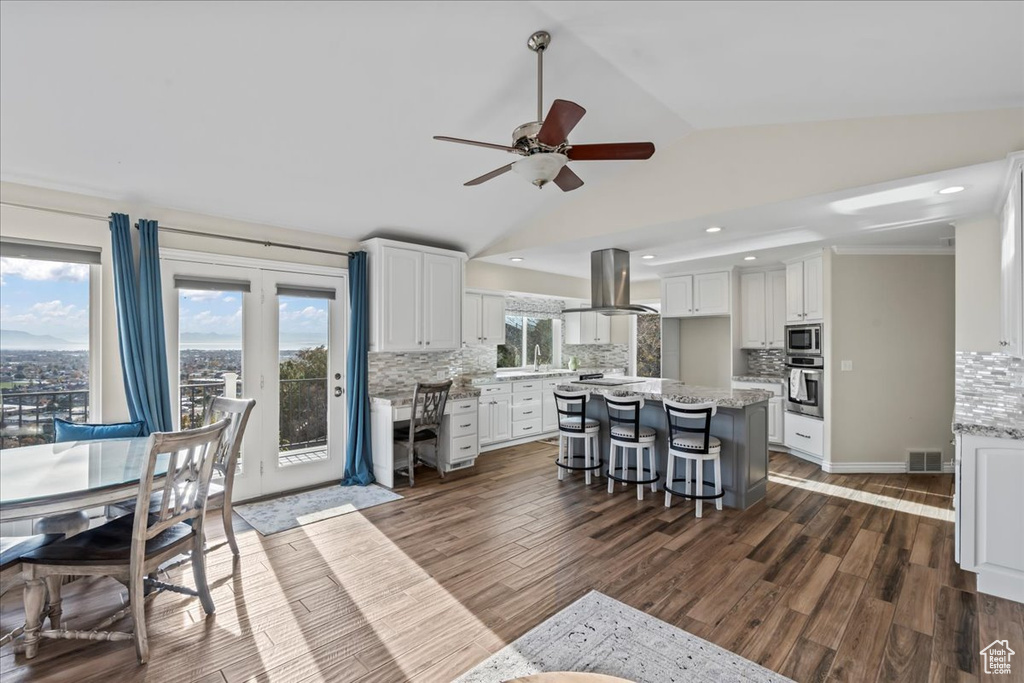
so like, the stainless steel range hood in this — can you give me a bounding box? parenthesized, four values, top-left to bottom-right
(563, 248, 658, 316)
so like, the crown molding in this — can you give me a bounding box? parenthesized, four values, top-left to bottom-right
(830, 245, 954, 256)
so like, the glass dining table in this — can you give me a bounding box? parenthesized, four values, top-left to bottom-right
(0, 437, 167, 524)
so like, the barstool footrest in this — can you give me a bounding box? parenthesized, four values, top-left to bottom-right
(555, 454, 603, 472)
(663, 478, 724, 501)
(606, 467, 659, 486)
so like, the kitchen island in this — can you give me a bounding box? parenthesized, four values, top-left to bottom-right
(556, 378, 774, 510)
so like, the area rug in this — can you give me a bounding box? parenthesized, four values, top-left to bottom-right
(234, 484, 402, 535)
(455, 591, 793, 683)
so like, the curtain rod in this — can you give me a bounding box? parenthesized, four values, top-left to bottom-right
(0, 200, 351, 258)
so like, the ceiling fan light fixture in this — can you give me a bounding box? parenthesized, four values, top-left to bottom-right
(513, 153, 568, 188)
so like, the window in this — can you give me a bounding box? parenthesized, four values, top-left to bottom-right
(635, 313, 661, 378)
(177, 285, 244, 429)
(0, 248, 97, 448)
(498, 315, 558, 368)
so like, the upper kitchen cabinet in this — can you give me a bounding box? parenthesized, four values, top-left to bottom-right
(464, 292, 506, 346)
(564, 309, 612, 344)
(741, 270, 788, 349)
(661, 271, 731, 318)
(1000, 160, 1023, 356)
(362, 238, 465, 352)
(786, 254, 823, 323)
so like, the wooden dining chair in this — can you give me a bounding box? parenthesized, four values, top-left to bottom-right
(394, 380, 452, 486)
(0, 534, 61, 647)
(17, 418, 230, 663)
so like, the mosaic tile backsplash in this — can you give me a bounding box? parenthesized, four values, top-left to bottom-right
(369, 346, 496, 393)
(745, 349, 786, 376)
(954, 351, 1024, 435)
(563, 343, 629, 372)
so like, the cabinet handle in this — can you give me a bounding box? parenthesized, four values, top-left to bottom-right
(796, 432, 811, 439)
(523, 411, 533, 416)
(695, 308, 699, 312)
(522, 426, 532, 431)
(460, 445, 472, 451)
(426, 341, 430, 345)
(460, 423, 472, 428)
(1000, 341, 1009, 346)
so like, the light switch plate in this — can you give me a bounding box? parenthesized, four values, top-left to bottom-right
(841, 360, 853, 372)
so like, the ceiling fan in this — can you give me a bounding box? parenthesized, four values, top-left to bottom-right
(434, 30, 656, 192)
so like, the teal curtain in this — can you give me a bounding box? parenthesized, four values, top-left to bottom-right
(110, 214, 173, 434)
(341, 251, 374, 485)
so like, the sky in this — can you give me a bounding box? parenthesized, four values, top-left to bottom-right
(0, 256, 90, 344)
(0, 256, 330, 350)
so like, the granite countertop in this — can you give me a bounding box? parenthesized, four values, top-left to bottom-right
(952, 415, 1024, 441)
(467, 368, 625, 385)
(556, 378, 773, 409)
(732, 374, 787, 384)
(371, 385, 481, 407)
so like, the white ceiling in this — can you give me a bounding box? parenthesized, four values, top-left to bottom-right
(1, 1, 1021, 262)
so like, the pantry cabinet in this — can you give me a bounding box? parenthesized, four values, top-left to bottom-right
(786, 254, 823, 323)
(661, 271, 731, 318)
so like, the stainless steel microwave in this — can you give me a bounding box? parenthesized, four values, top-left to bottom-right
(785, 324, 822, 356)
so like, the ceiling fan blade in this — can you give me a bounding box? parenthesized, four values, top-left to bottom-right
(566, 142, 656, 161)
(553, 165, 584, 192)
(434, 136, 523, 154)
(465, 164, 514, 186)
(537, 99, 587, 147)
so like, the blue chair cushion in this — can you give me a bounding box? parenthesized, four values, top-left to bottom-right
(54, 418, 145, 443)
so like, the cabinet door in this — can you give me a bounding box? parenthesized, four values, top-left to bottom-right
(491, 396, 511, 442)
(662, 276, 693, 317)
(563, 311, 582, 345)
(786, 261, 805, 322)
(481, 294, 507, 345)
(593, 312, 612, 344)
(380, 246, 422, 350)
(542, 392, 558, 432)
(580, 311, 597, 344)
(1000, 167, 1023, 356)
(422, 253, 461, 350)
(478, 400, 492, 445)
(767, 270, 788, 348)
(768, 397, 784, 444)
(693, 272, 730, 315)
(463, 293, 482, 346)
(740, 272, 766, 349)
(802, 255, 824, 323)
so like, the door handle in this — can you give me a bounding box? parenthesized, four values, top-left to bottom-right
(334, 387, 344, 397)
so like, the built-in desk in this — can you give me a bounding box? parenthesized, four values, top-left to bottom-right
(369, 388, 481, 488)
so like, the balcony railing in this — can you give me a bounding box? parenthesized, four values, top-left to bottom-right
(0, 389, 90, 449)
(279, 378, 328, 451)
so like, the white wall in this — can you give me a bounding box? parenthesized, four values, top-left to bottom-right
(1, 181, 358, 422)
(954, 215, 1002, 352)
(829, 254, 955, 466)
(677, 317, 732, 388)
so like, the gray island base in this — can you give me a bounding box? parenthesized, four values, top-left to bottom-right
(556, 378, 773, 510)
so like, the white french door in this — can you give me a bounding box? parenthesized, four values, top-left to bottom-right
(161, 252, 348, 501)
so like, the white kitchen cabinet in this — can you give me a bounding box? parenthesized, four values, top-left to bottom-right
(564, 310, 611, 344)
(957, 433, 1024, 602)
(542, 378, 560, 433)
(768, 398, 784, 445)
(491, 395, 511, 443)
(363, 238, 465, 352)
(740, 272, 767, 348)
(767, 270, 787, 348)
(785, 254, 823, 323)
(999, 163, 1023, 356)
(661, 271, 731, 318)
(784, 412, 823, 459)
(463, 292, 506, 346)
(478, 385, 512, 446)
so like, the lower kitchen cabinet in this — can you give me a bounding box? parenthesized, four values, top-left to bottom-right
(768, 397, 784, 445)
(784, 412, 823, 459)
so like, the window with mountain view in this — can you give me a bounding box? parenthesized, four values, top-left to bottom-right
(0, 255, 92, 449)
(178, 287, 243, 430)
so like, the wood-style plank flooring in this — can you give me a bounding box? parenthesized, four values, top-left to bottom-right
(2, 444, 1022, 682)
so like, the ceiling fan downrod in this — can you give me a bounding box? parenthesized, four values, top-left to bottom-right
(527, 30, 551, 123)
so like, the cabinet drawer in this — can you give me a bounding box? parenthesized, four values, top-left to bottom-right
(543, 378, 565, 390)
(478, 383, 511, 396)
(513, 391, 542, 406)
(450, 434, 479, 462)
(512, 418, 543, 439)
(450, 413, 477, 437)
(513, 380, 544, 393)
(784, 413, 823, 457)
(450, 398, 478, 414)
(512, 404, 542, 422)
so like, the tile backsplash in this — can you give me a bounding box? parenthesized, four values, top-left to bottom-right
(746, 349, 786, 375)
(954, 351, 1024, 430)
(368, 346, 495, 393)
(563, 343, 629, 372)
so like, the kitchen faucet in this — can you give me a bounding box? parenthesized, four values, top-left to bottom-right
(533, 344, 541, 371)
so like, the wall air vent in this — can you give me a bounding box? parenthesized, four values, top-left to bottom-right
(908, 449, 943, 473)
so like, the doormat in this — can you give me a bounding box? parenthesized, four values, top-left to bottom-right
(234, 484, 402, 535)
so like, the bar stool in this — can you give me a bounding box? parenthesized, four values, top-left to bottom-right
(605, 396, 658, 500)
(553, 391, 602, 485)
(663, 399, 723, 518)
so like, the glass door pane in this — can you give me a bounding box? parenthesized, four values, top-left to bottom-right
(177, 288, 243, 429)
(277, 296, 329, 468)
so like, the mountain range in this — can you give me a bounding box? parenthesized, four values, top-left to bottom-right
(0, 329, 87, 350)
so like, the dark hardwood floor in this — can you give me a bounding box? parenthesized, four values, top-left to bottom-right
(2, 443, 1022, 682)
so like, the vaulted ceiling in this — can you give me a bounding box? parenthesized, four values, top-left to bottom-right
(2, 1, 1022, 272)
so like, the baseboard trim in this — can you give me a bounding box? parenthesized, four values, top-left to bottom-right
(822, 461, 908, 474)
(785, 447, 823, 466)
(480, 431, 558, 453)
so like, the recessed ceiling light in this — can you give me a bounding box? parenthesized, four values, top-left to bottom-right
(938, 186, 965, 195)
(705, 226, 722, 233)
(509, 257, 524, 262)
(744, 256, 757, 261)
(641, 254, 655, 260)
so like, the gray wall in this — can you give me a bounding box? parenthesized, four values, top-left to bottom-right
(829, 254, 955, 465)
